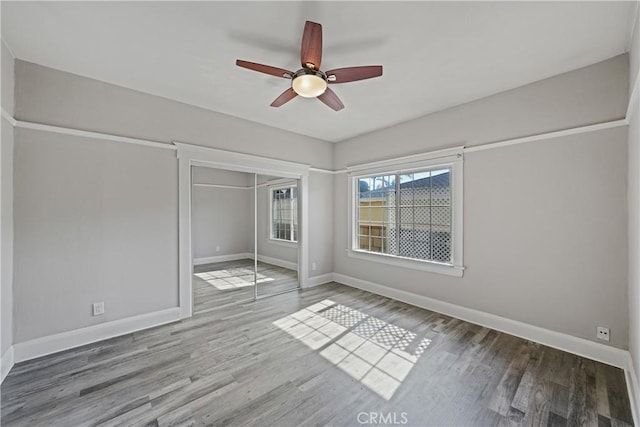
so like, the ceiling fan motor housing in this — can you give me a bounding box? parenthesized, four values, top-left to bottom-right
(291, 68, 328, 97)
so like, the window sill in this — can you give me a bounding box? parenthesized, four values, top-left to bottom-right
(347, 249, 464, 277)
(268, 238, 298, 248)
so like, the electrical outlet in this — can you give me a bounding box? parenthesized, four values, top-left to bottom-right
(312, 262, 317, 271)
(216, 246, 220, 252)
(92, 302, 105, 316)
(597, 326, 610, 342)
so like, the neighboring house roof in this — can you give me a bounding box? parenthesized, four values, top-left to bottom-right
(399, 173, 449, 189)
(360, 172, 450, 199)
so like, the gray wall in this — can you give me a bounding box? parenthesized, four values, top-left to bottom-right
(631, 5, 639, 101)
(12, 60, 334, 342)
(629, 94, 639, 410)
(1, 40, 14, 356)
(192, 169, 301, 267)
(628, 3, 640, 412)
(308, 172, 334, 276)
(14, 61, 333, 170)
(14, 129, 179, 342)
(333, 55, 630, 349)
(333, 55, 628, 170)
(1, 41, 13, 115)
(192, 167, 251, 260)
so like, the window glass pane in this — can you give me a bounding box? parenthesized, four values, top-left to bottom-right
(358, 223, 371, 236)
(368, 206, 387, 225)
(358, 234, 371, 251)
(354, 167, 452, 264)
(399, 173, 414, 184)
(413, 188, 430, 206)
(413, 207, 430, 225)
(375, 190, 391, 202)
(431, 169, 450, 206)
(386, 191, 397, 208)
(370, 236, 385, 253)
(385, 175, 396, 191)
(413, 236, 431, 260)
(398, 232, 414, 258)
(385, 207, 396, 223)
(359, 178, 372, 196)
(399, 188, 414, 206)
(431, 207, 451, 226)
(413, 171, 432, 182)
(271, 185, 298, 242)
(431, 231, 451, 262)
(372, 176, 383, 191)
(400, 207, 414, 224)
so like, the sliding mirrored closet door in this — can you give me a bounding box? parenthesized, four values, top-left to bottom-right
(191, 166, 257, 314)
(190, 167, 300, 313)
(254, 174, 300, 298)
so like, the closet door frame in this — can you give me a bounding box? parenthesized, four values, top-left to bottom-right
(175, 142, 309, 319)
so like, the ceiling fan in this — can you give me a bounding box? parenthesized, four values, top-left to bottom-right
(236, 21, 383, 111)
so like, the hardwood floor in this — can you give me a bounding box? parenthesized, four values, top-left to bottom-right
(1, 282, 634, 426)
(193, 259, 299, 314)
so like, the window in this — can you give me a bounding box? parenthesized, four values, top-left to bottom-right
(270, 185, 298, 243)
(349, 148, 463, 276)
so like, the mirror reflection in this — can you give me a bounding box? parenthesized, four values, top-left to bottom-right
(254, 174, 300, 297)
(191, 167, 299, 314)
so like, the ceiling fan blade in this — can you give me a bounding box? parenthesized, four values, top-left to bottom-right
(325, 66, 383, 84)
(236, 60, 293, 78)
(317, 87, 344, 111)
(300, 21, 322, 70)
(270, 88, 298, 107)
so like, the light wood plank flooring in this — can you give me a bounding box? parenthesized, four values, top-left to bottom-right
(1, 283, 634, 426)
(193, 259, 298, 314)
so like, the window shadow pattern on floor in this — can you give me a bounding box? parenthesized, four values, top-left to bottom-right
(273, 299, 431, 400)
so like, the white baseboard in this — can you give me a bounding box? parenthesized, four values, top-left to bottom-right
(303, 273, 335, 288)
(1, 346, 14, 384)
(252, 254, 297, 271)
(333, 273, 630, 369)
(13, 307, 181, 363)
(193, 253, 297, 272)
(627, 353, 640, 427)
(193, 253, 252, 265)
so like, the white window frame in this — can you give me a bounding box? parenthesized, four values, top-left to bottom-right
(269, 183, 298, 245)
(348, 147, 464, 277)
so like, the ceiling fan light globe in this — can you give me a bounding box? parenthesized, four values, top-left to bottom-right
(292, 74, 327, 98)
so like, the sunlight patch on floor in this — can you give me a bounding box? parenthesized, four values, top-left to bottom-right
(195, 267, 274, 290)
(273, 299, 431, 400)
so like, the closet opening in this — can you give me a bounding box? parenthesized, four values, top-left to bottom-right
(176, 142, 309, 318)
(191, 167, 300, 314)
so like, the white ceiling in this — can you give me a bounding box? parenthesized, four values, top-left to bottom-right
(1, 1, 636, 142)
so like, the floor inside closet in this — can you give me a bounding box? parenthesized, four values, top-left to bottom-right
(193, 259, 298, 314)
